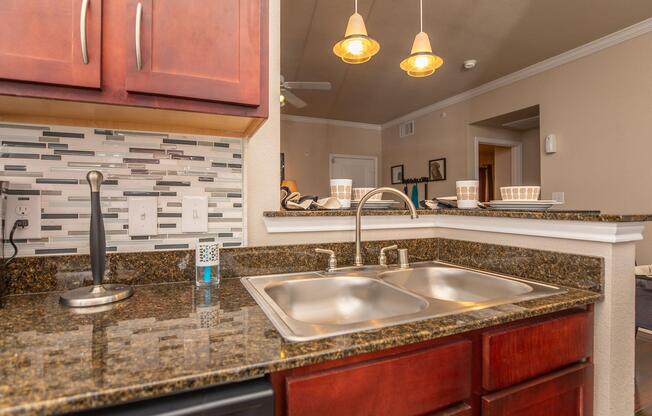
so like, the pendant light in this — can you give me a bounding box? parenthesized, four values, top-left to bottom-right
(333, 0, 380, 64)
(400, 0, 443, 77)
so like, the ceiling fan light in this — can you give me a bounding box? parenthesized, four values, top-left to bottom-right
(333, 13, 380, 64)
(400, 32, 443, 77)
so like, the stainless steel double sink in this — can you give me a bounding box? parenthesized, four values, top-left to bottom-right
(241, 261, 565, 341)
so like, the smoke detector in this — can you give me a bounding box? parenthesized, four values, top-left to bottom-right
(463, 59, 477, 70)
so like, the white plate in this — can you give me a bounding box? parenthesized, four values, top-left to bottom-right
(489, 200, 560, 205)
(350, 200, 401, 209)
(487, 200, 562, 211)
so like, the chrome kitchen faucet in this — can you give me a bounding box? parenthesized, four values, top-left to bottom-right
(355, 187, 418, 267)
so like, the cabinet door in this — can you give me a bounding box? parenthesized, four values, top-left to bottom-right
(0, 0, 102, 88)
(483, 310, 592, 391)
(125, 0, 261, 106)
(285, 340, 472, 416)
(482, 363, 593, 416)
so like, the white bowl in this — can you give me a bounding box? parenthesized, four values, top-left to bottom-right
(500, 186, 541, 201)
(352, 187, 382, 201)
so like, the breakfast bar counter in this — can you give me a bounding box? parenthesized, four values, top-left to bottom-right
(263, 208, 652, 222)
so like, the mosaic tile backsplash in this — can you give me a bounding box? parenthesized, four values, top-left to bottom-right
(0, 122, 244, 256)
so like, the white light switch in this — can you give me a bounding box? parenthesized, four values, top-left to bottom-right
(5, 195, 41, 240)
(128, 197, 158, 236)
(182, 196, 208, 233)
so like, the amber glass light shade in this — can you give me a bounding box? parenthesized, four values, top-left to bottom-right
(333, 13, 380, 64)
(400, 32, 443, 77)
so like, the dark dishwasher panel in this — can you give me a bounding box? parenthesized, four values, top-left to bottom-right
(71, 377, 273, 416)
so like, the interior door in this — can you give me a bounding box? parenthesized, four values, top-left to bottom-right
(330, 155, 377, 188)
(0, 0, 102, 88)
(125, 0, 261, 106)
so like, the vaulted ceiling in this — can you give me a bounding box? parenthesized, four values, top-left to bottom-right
(281, 0, 652, 124)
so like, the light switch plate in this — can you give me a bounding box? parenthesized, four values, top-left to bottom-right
(128, 197, 158, 236)
(182, 196, 208, 233)
(5, 195, 41, 240)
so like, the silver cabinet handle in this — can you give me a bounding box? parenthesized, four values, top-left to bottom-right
(135, 2, 143, 70)
(80, 0, 90, 64)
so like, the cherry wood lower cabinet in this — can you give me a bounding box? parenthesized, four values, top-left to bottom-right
(482, 363, 593, 416)
(482, 310, 593, 391)
(271, 309, 594, 416)
(278, 339, 471, 416)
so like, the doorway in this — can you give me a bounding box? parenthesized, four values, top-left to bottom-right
(330, 154, 377, 188)
(478, 144, 515, 202)
(474, 137, 523, 202)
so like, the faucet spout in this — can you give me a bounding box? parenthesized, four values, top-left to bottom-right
(354, 187, 418, 267)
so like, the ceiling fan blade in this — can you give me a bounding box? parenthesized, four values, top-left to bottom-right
(283, 81, 332, 91)
(283, 90, 307, 108)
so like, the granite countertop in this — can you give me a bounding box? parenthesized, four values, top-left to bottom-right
(0, 278, 600, 415)
(263, 208, 652, 222)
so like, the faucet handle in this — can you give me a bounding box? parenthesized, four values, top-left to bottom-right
(378, 244, 398, 266)
(315, 248, 337, 272)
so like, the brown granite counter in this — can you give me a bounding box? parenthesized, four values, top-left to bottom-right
(263, 208, 652, 222)
(0, 278, 600, 415)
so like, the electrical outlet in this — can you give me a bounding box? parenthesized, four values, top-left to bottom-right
(5, 195, 41, 240)
(552, 192, 565, 203)
(182, 196, 208, 233)
(128, 197, 158, 236)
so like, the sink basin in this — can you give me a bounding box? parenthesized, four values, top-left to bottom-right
(381, 267, 533, 302)
(241, 262, 566, 342)
(265, 276, 428, 325)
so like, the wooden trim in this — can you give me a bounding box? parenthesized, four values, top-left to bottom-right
(0, 96, 258, 137)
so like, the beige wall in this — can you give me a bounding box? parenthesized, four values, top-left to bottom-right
(280, 119, 382, 197)
(521, 128, 541, 185)
(245, 0, 281, 247)
(382, 32, 652, 262)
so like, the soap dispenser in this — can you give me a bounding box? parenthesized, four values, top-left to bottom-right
(195, 241, 220, 287)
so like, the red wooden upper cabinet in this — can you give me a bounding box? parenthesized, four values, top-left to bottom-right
(0, 0, 102, 88)
(125, 0, 261, 107)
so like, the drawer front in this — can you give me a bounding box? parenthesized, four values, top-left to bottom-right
(482, 310, 592, 391)
(432, 403, 472, 416)
(482, 363, 593, 416)
(285, 340, 471, 416)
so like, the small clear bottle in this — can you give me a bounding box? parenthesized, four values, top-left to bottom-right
(195, 241, 220, 287)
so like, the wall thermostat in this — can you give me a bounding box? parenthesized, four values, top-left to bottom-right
(545, 134, 557, 154)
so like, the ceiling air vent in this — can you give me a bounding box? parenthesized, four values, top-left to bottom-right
(399, 120, 415, 138)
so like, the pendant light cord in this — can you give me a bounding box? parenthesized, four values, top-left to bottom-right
(355, 0, 358, 13)
(420, 0, 423, 32)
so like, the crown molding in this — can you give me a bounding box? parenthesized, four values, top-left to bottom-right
(281, 114, 382, 131)
(382, 18, 652, 129)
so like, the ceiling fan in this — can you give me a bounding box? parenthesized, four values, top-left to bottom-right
(280, 75, 332, 108)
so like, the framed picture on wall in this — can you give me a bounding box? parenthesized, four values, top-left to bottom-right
(429, 158, 446, 181)
(391, 165, 404, 184)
